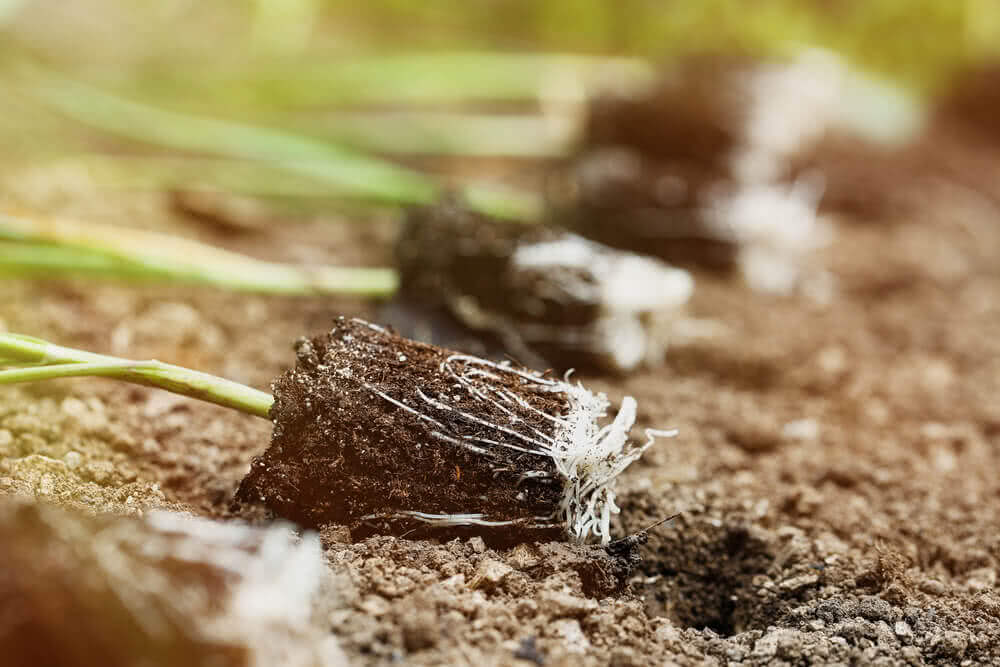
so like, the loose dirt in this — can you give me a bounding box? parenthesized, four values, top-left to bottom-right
(2, 114, 1000, 665)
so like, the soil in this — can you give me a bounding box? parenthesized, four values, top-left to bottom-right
(2, 105, 1000, 665)
(550, 146, 739, 270)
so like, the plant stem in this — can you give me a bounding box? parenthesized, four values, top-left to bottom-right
(0, 242, 161, 280)
(0, 334, 274, 418)
(0, 212, 399, 297)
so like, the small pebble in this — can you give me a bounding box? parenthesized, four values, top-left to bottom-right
(63, 451, 82, 469)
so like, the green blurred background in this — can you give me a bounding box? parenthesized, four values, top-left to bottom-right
(0, 0, 998, 214)
(2, 0, 999, 90)
(0, 0, 998, 330)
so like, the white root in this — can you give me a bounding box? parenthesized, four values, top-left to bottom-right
(435, 354, 672, 544)
(359, 511, 555, 529)
(331, 325, 673, 545)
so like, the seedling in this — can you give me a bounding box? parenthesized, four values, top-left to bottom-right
(1, 320, 671, 544)
(11, 58, 835, 301)
(2, 203, 698, 371)
(392, 199, 693, 372)
(236, 318, 673, 544)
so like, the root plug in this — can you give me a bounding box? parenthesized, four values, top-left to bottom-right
(557, 51, 842, 296)
(0, 500, 335, 667)
(391, 199, 693, 372)
(236, 317, 673, 544)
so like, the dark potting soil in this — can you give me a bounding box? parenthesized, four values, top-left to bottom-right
(550, 149, 740, 270)
(393, 200, 606, 367)
(584, 55, 754, 168)
(397, 199, 597, 326)
(932, 63, 1000, 146)
(235, 317, 576, 543)
(552, 58, 763, 271)
(392, 198, 687, 372)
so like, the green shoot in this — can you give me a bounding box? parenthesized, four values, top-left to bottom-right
(0, 242, 152, 280)
(0, 333, 274, 418)
(0, 211, 399, 297)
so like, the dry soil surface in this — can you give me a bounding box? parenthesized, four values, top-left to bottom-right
(1, 128, 999, 666)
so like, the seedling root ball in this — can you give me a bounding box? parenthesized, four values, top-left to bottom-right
(236, 317, 672, 544)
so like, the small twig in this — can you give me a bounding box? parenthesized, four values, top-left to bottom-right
(641, 513, 682, 534)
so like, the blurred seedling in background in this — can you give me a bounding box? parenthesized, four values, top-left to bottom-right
(0, 51, 921, 366)
(0, 203, 700, 373)
(389, 198, 693, 373)
(555, 50, 920, 298)
(1, 319, 671, 545)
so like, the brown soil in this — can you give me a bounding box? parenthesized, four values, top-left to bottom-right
(2, 117, 1000, 665)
